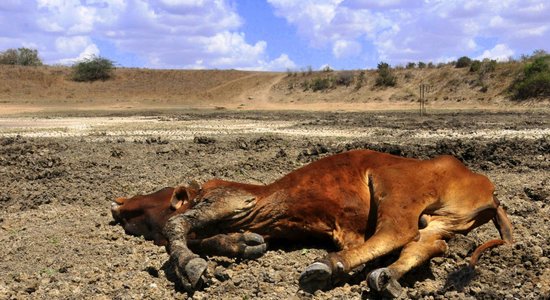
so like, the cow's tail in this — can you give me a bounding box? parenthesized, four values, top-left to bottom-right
(469, 206, 514, 267)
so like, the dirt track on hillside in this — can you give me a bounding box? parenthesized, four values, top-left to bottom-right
(0, 110, 549, 299)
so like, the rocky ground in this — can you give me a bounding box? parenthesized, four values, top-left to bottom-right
(0, 110, 549, 299)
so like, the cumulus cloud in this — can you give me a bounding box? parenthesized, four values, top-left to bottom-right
(0, 0, 295, 70)
(332, 40, 362, 58)
(476, 44, 514, 61)
(268, 0, 550, 65)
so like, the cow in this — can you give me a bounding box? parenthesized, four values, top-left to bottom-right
(110, 149, 513, 297)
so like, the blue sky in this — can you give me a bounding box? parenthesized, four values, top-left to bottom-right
(0, 0, 549, 70)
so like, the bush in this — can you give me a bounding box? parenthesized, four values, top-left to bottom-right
(510, 55, 550, 99)
(72, 55, 115, 82)
(311, 77, 332, 91)
(354, 71, 365, 91)
(482, 59, 497, 73)
(0, 47, 42, 66)
(336, 71, 353, 86)
(375, 62, 397, 87)
(321, 65, 333, 72)
(469, 60, 481, 72)
(406, 62, 416, 69)
(455, 56, 472, 68)
(418, 62, 426, 69)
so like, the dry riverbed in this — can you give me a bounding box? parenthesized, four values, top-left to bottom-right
(0, 110, 549, 299)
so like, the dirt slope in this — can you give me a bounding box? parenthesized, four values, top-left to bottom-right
(1, 63, 548, 114)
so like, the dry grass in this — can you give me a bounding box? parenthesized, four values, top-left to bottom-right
(0, 63, 548, 115)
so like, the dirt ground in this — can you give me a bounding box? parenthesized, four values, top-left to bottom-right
(0, 109, 549, 300)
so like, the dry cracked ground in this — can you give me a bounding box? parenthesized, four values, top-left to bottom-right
(0, 110, 549, 300)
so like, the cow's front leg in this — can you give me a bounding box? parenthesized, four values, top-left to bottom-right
(188, 232, 267, 259)
(163, 187, 257, 291)
(368, 218, 449, 297)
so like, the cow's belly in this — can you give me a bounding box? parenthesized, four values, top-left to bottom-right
(223, 189, 371, 250)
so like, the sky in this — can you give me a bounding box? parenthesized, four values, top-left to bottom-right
(0, 0, 548, 71)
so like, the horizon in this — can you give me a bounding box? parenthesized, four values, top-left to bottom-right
(1, 0, 549, 71)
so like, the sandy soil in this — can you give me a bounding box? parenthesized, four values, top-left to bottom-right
(0, 110, 549, 299)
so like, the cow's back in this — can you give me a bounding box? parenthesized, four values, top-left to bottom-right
(246, 150, 415, 248)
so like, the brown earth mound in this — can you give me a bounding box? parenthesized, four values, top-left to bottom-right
(1, 63, 548, 115)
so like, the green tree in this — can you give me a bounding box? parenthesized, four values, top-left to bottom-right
(455, 56, 472, 68)
(72, 55, 115, 82)
(375, 62, 397, 87)
(510, 55, 550, 99)
(0, 47, 42, 66)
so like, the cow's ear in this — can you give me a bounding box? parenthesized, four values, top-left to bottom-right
(170, 185, 188, 210)
(170, 181, 202, 210)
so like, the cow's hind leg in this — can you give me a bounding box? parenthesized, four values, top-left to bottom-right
(163, 187, 257, 291)
(300, 227, 418, 292)
(300, 197, 419, 293)
(368, 220, 448, 297)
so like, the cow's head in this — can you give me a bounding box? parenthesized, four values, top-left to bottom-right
(110, 182, 201, 246)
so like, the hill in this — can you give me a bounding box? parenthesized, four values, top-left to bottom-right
(0, 62, 548, 114)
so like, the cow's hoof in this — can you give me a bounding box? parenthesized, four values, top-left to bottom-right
(368, 268, 402, 298)
(241, 232, 267, 259)
(177, 257, 208, 291)
(299, 262, 332, 293)
(242, 232, 264, 245)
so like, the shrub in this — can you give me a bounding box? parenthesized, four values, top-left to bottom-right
(311, 77, 332, 91)
(480, 59, 497, 73)
(418, 62, 426, 69)
(354, 71, 365, 91)
(455, 56, 472, 68)
(406, 62, 416, 69)
(510, 55, 550, 99)
(469, 60, 481, 72)
(0, 47, 42, 66)
(321, 65, 333, 72)
(375, 62, 397, 87)
(336, 71, 353, 86)
(72, 55, 115, 82)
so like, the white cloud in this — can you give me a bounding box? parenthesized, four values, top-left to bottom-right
(268, 0, 550, 65)
(0, 0, 295, 70)
(333, 40, 362, 58)
(57, 44, 100, 65)
(55, 36, 100, 65)
(476, 44, 514, 61)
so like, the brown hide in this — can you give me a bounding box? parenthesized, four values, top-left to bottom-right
(112, 150, 511, 253)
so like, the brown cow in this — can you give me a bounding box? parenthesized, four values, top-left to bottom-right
(111, 149, 513, 297)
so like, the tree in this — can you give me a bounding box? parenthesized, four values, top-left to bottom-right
(0, 47, 42, 66)
(455, 56, 472, 68)
(72, 55, 115, 82)
(375, 62, 397, 87)
(510, 55, 550, 99)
